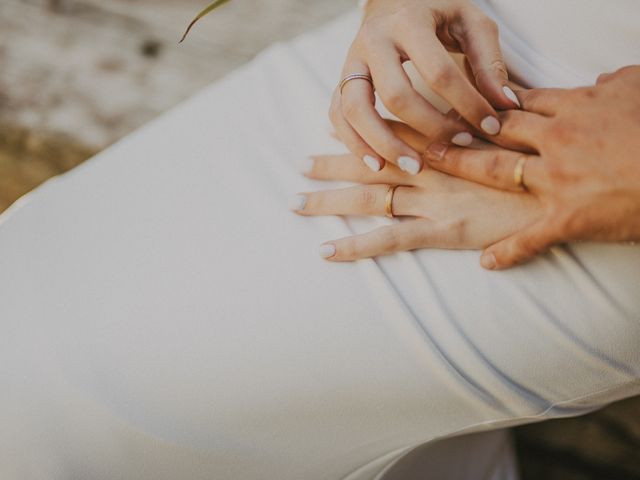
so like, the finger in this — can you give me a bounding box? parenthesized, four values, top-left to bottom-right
(458, 10, 517, 110)
(367, 46, 472, 148)
(319, 220, 442, 261)
(329, 89, 385, 172)
(291, 184, 415, 217)
(403, 30, 502, 136)
(596, 71, 614, 85)
(386, 116, 468, 152)
(305, 154, 419, 186)
(424, 143, 544, 192)
(517, 88, 566, 116)
(480, 219, 561, 270)
(495, 109, 548, 149)
(339, 58, 422, 173)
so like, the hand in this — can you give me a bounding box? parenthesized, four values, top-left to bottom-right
(292, 123, 542, 261)
(424, 66, 640, 270)
(330, 0, 520, 175)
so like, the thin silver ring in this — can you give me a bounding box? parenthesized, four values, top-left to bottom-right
(339, 74, 374, 95)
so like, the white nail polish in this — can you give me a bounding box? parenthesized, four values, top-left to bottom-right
(289, 194, 307, 211)
(319, 243, 336, 258)
(398, 156, 420, 175)
(451, 132, 473, 147)
(502, 86, 521, 108)
(480, 252, 497, 270)
(481, 116, 501, 135)
(297, 157, 314, 175)
(363, 155, 381, 172)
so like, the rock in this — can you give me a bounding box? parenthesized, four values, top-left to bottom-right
(515, 396, 640, 479)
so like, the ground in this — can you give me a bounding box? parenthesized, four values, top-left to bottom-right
(0, 1, 638, 477)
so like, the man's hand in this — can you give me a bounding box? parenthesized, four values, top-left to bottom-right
(424, 65, 640, 270)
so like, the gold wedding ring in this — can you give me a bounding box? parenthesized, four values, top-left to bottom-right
(514, 156, 528, 190)
(385, 185, 399, 218)
(339, 74, 374, 95)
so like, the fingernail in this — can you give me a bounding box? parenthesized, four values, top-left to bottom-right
(363, 155, 381, 172)
(480, 252, 497, 270)
(425, 143, 448, 162)
(502, 86, 521, 108)
(319, 243, 336, 259)
(451, 132, 473, 147)
(289, 194, 307, 211)
(398, 156, 420, 175)
(297, 157, 314, 175)
(481, 116, 501, 135)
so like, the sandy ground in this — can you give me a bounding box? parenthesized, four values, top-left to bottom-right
(0, 0, 352, 209)
(0, 1, 638, 478)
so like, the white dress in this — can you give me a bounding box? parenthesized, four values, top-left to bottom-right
(0, 2, 638, 479)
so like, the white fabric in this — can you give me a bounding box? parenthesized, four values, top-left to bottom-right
(1, 5, 639, 480)
(474, 0, 640, 87)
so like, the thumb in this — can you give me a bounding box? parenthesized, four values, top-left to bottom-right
(480, 220, 559, 270)
(459, 11, 518, 110)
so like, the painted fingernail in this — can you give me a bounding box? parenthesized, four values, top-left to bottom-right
(289, 194, 307, 211)
(502, 86, 521, 108)
(481, 116, 501, 135)
(297, 157, 314, 175)
(480, 252, 497, 270)
(398, 156, 420, 175)
(363, 155, 381, 172)
(319, 243, 336, 259)
(425, 143, 448, 162)
(451, 132, 473, 147)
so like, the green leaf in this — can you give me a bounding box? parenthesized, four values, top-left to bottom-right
(179, 0, 232, 43)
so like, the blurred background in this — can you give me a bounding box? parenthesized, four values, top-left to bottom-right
(0, 0, 638, 478)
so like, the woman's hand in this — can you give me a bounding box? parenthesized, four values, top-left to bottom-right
(292, 123, 542, 261)
(330, 0, 519, 175)
(424, 65, 640, 270)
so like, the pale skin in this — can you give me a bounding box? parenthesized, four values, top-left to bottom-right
(292, 121, 543, 261)
(331, 0, 519, 175)
(301, 66, 640, 268)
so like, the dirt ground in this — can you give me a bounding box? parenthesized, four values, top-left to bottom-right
(1, 1, 638, 477)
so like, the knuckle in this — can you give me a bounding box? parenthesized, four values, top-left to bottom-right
(444, 218, 469, 245)
(357, 22, 380, 46)
(548, 120, 576, 146)
(487, 58, 507, 77)
(442, 150, 461, 171)
(596, 72, 612, 85)
(480, 17, 499, 34)
(483, 153, 502, 181)
(426, 63, 456, 90)
(500, 109, 521, 128)
(391, 5, 415, 25)
(381, 87, 411, 114)
(572, 86, 597, 100)
(358, 187, 379, 212)
(475, 58, 507, 84)
(517, 233, 542, 257)
(545, 161, 567, 183)
(555, 209, 583, 239)
(520, 90, 541, 110)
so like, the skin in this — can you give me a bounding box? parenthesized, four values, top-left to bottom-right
(423, 65, 640, 270)
(292, 122, 543, 261)
(330, 0, 519, 174)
